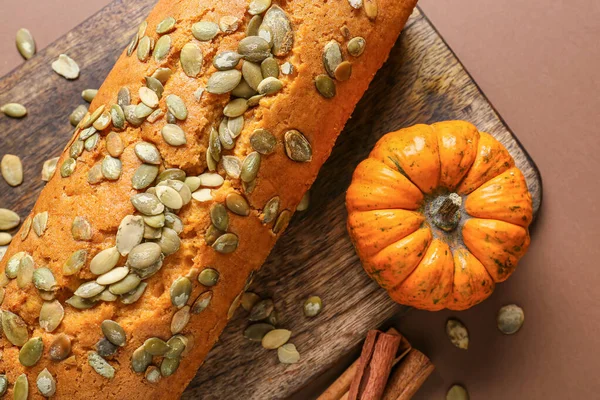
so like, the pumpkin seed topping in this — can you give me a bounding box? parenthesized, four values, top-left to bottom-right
(261, 57, 279, 79)
(161, 357, 181, 377)
(1, 154, 23, 186)
(238, 36, 272, 63)
(241, 292, 261, 311)
(1, 103, 27, 118)
(101, 320, 127, 346)
(85, 133, 100, 151)
(348, 0, 363, 8)
(40, 157, 58, 183)
(224, 98, 249, 118)
(171, 305, 191, 334)
(192, 188, 213, 202)
(19, 337, 44, 367)
(262, 329, 291, 349)
(32, 211, 49, 237)
(82, 88, 98, 103)
(213, 51, 242, 71)
(249, 0, 272, 14)
(135, 102, 154, 119)
(137, 20, 148, 38)
(155, 227, 179, 257)
(128, 242, 163, 269)
(39, 300, 64, 332)
(145, 366, 162, 383)
(63, 249, 87, 275)
(139, 86, 159, 109)
(194, 86, 205, 101)
(297, 191, 310, 211)
(161, 124, 187, 146)
(242, 61, 263, 91)
(249, 299, 274, 321)
(335, 61, 353, 81)
(222, 156, 242, 179)
(164, 213, 183, 233)
(144, 213, 166, 229)
(155, 185, 183, 209)
(285, 130, 313, 162)
(0, 375, 6, 396)
(14, 374, 28, 400)
(232, 79, 256, 99)
(126, 33, 139, 56)
(75, 281, 106, 299)
(304, 296, 322, 317)
(446, 318, 469, 350)
(251, 128, 277, 154)
(133, 142, 160, 165)
(145, 77, 165, 101)
(79, 126, 97, 140)
(165, 335, 188, 359)
(209, 204, 228, 232)
(262, 196, 281, 224)
(258, 24, 273, 46)
(132, 345, 153, 373)
(72, 216, 93, 241)
(52, 54, 79, 79)
(258, 77, 283, 95)
(226, 193, 250, 216)
(97, 266, 129, 286)
(188, 291, 212, 315)
(137, 36, 151, 61)
(156, 16, 176, 34)
(281, 62, 294, 75)
(2, 310, 29, 345)
(219, 15, 240, 33)
(49, 333, 71, 360)
(153, 35, 172, 61)
(323, 40, 343, 78)
(36, 368, 56, 398)
(16, 28, 36, 59)
(88, 351, 115, 379)
(446, 384, 469, 400)
(101, 156, 122, 180)
(66, 295, 97, 309)
(244, 323, 275, 342)
(109, 274, 142, 295)
(132, 164, 159, 190)
(166, 111, 176, 124)
(497, 304, 525, 335)
(364, 0, 378, 19)
(90, 247, 120, 275)
(117, 87, 131, 108)
(157, 168, 186, 183)
(96, 337, 118, 357)
(166, 94, 188, 120)
(6, 251, 25, 278)
(0, 208, 20, 230)
(205, 224, 224, 246)
(192, 21, 219, 41)
(147, 109, 164, 123)
(348, 36, 366, 57)
(247, 15, 263, 36)
(152, 67, 172, 84)
(212, 233, 239, 254)
(273, 210, 291, 234)
(181, 42, 203, 77)
(184, 176, 201, 192)
(69, 105, 88, 126)
(70, 141, 84, 159)
(262, 5, 294, 56)
(121, 282, 147, 304)
(33, 267, 57, 291)
(171, 277, 193, 308)
(206, 70, 243, 94)
(241, 152, 261, 183)
(0, 232, 12, 246)
(278, 343, 300, 364)
(315, 74, 337, 98)
(117, 215, 144, 255)
(197, 268, 219, 287)
(16, 254, 34, 288)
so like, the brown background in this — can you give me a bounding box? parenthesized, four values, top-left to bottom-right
(0, 0, 599, 399)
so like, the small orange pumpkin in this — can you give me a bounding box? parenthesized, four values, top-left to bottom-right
(346, 121, 532, 311)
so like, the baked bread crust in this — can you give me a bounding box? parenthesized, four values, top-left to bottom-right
(0, 0, 417, 398)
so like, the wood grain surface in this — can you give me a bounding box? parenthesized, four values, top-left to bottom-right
(0, 2, 542, 399)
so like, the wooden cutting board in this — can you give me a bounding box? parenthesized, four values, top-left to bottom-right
(0, 3, 542, 399)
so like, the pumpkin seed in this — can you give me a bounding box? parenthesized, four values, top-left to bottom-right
(6, 251, 25, 278)
(1, 154, 23, 186)
(142, 337, 169, 356)
(273, 210, 291, 234)
(278, 343, 300, 364)
(335, 61, 353, 81)
(258, 24, 273, 46)
(156, 227, 179, 256)
(16, 253, 34, 288)
(153, 35, 171, 61)
(161, 357, 180, 377)
(204, 223, 224, 245)
(340, 25, 351, 38)
(99, 289, 118, 302)
(208, 206, 228, 234)
(249, 299, 274, 321)
(41, 157, 59, 182)
(101, 156, 122, 180)
(248, 0, 271, 14)
(242, 61, 263, 91)
(213, 51, 242, 71)
(63, 249, 87, 275)
(135, 103, 154, 119)
(75, 281, 106, 299)
(241, 152, 261, 183)
(212, 233, 239, 254)
(267, 310, 280, 326)
(180, 42, 203, 77)
(156, 16, 176, 34)
(69, 105, 88, 126)
(247, 94, 264, 107)
(219, 15, 240, 33)
(2, 310, 29, 345)
(0, 103, 27, 119)
(232, 79, 256, 99)
(262, 196, 281, 224)
(195, 268, 218, 287)
(157, 168, 186, 183)
(0, 232, 12, 246)
(193, 86, 205, 101)
(39, 300, 64, 332)
(262, 5, 293, 56)
(126, 32, 138, 56)
(81, 88, 98, 103)
(297, 191, 310, 211)
(315, 74, 336, 98)
(166, 94, 187, 121)
(88, 351, 115, 379)
(144, 214, 166, 229)
(132, 164, 159, 190)
(165, 335, 188, 359)
(220, 156, 240, 179)
(205, 128, 221, 163)
(133, 142, 160, 165)
(348, 36, 366, 57)
(206, 70, 243, 94)
(241, 292, 261, 311)
(219, 129, 235, 150)
(121, 281, 147, 304)
(262, 329, 291, 349)
(227, 291, 243, 319)
(244, 323, 275, 342)
(446, 318, 469, 350)
(164, 212, 183, 233)
(52, 54, 79, 79)
(138, 87, 159, 109)
(259, 58, 278, 79)
(36, 368, 56, 398)
(171, 277, 193, 308)
(109, 274, 142, 295)
(147, 109, 164, 123)
(97, 266, 129, 286)
(247, 15, 263, 36)
(206, 148, 218, 172)
(16, 28, 35, 59)
(66, 295, 97, 309)
(184, 176, 201, 192)
(137, 20, 148, 38)
(285, 130, 312, 162)
(49, 333, 71, 361)
(348, 0, 363, 8)
(323, 40, 343, 77)
(90, 247, 120, 275)
(19, 337, 43, 367)
(238, 36, 271, 63)
(72, 216, 93, 241)
(128, 242, 162, 270)
(258, 76, 283, 95)
(142, 79, 163, 103)
(144, 224, 162, 239)
(145, 366, 161, 383)
(250, 128, 277, 154)
(152, 67, 172, 84)
(281, 61, 294, 75)
(137, 36, 151, 61)
(161, 124, 187, 146)
(155, 185, 183, 209)
(304, 295, 322, 317)
(171, 305, 191, 334)
(96, 337, 118, 358)
(80, 126, 97, 140)
(69, 141, 84, 159)
(364, 0, 378, 19)
(192, 21, 219, 41)
(117, 215, 144, 255)
(446, 384, 470, 400)
(243, 179, 257, 194)
(0, 375, 6, 396)
(14, 374, 28, 400)
(193, 188, 213, 202)
(0, 208, 20, 230)
(497, 304, 525, 335)
(85, 133, 100, 151)
(32, 267, 57, 291)
(117, 87, 131, 108)
(132, 345, 152, 373)
(224, 193, 249, 216)
(224, 98, 249, 118)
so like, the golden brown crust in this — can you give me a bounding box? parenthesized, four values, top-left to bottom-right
(0, 0, 416, 398)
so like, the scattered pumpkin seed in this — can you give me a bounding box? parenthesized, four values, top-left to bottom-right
(138, 87, 159, 109)
(0, 208, 20, 230)
(82, 89, 98, 102)
(97, 266, 129, 286)
(165, 335, 188, 359)
(315, 74, 336, 98)
(144, 214, 166, 229)
(69, 141, 84, 159)
(145, 366, 161, 383)
(84, 133, 100, 151)
(2, 310, 29, 345)
(40, 157, 59, 183)
(143, 337, 169, 356)
(241, 151, 261, 183)
(147, 108, 164, 123)
(212, 233, 239, 254)
(262, 196, 281, 224)
(243, 179, 257, 194)
(90, 247, 119, 275)
(144, 224, 162, 239)
(242, 61, 263, 91)
(39, 300, 64, 332)
(161, 124, 187, 146)
(14, 374, 28, 400)
(180, 42, 203, 77)
(223, 98, 248, 118)
(166, 94, 188, 120)
(497, 304, 525, 335)
(285, 130, 312, 162)
(218, 120, 235, 150)
(127, 242, 163, 270)
(0, 232, 12, 246)
(348, 36, 366, 57)
(6, 251, 25, 278)
(132, 164, 159, 190)
(197, 268, 219, 287)
(156, 16, 176, 34)
(204, 224, 224, 245)
(171, 277, 193, 308)
(69, 105, 88, 126)
(262, 329, 291, 350)
(72, 216, 93, 241)
(96, 337, 118, 357)
(261, 57, 279, 79)
(258, 25, 273, 46)
(155, 185, 183, 209)
(32, 267, 57, 291)
(206, 128, 221, 163)
(63, 249, 87, 275)
(251, 128, 277, 155)
(262, 5, 293, 56)
(109, 274, 142, 295)
(132, 345, 152, 373)
(126, 32, 139, 56)
(121, 281, 147, 304)
(191, 291, 213, 314)
(80, 126, 97, 141)
(206, 70, 243, 94)
(193, 188, 213, 202)
(32, 211, 49, 237)
(281, 61, 294, 75)
(19, 337, 43, 367)
(1, 154, 23, 186)
(278, 343, 300, 364)
(52, 54, 79, 79)
(117, 87, 131, 108)
(273, 210, 291, 234)
(88, 351, 115, 379)
(75, 281, 106, 299)
(364, 0, 378, 19)
(249, 299, 274, 321)
(232, 79, 256, 99)
(135, 102, 154, 119)
(209, 204, 229, 232)
(249, 0, 272, 14)
(257, 76, 283, 95)
(446, 384, 470, 400)
(153, 35, 171, 61)
(304, 296, 322, 317)
(219, 15, 240, 33)
(297, 191, 310, 211)
(221, 156, 241, 179)
(101, 156, 122, 180)
(247, 94, 264, 107)
(238, 36, 271, 63)
(171, 305, 191, 334)
(36, 368, 56, 398)
(137, 36, 151, 61)
(225, 193, 250, 216)
(193, 86, 205, 101)
(116, 215, 144, 255)
(241, 292, 261, 311)
(16, 253, 34, 288)
(348, 0, 363, 8)
(335, 61, 353, 81)
(323, 40, 343, 78)
(49, 334, 71, 361)
(16, 28, 35, 59)
(244, 322, 275, 342)
(166, 111, 176, 124)
(150, 68, 171, 85)
(446, 318, 469, 350)
(134, 142, 161, 165)
(66, 295, 97, 309)
(1, 103, 27, 118)
(247, 15, 263, 36)
(137, 20, 148, 38)
(213, 51, 242, 71)
(157, 168, 186, 183)
(161, 356, 180, 377)
(184, 176, 201, 193)
(267, 309, 279, 325)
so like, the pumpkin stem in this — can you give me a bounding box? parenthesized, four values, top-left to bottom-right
(432, 193, 462, 231)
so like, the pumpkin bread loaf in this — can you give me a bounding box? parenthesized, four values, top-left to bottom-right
(0, 0, 417, 398)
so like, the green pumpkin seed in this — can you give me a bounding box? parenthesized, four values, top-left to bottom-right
(144, 78, 164, 101)
(128, 242, 162, 270)
(221, 156, 241, 179)
(19, 337, 44, 367)
(133, 142, 160, 165)
(121, 281, 147, 304)
(249, 0, 272, 14)
(231, 79, 256, 99)
(446, 318, 469, 350)
(116, 215, 144, 255)
(208, 204, 228, 232)
(79, 126, 97, 141)
(225, 193, 250, 216)
(138, 87, 159, 109)
(181, 42, 203, 77)
(0, 232, 12, 246)
(171, 277, 193, 308)
(108, 105, 124, 130)
(145, 366, 161, 383)
(258, 24, 273, 47)
(85, 133, 100, 151)
(137, 20, 148, 38)
(315, 74, 336, 98)
(117, 87, 131, 108)
(161, 124, 187, 146)
(257, 76, 283, 95)
(249, 299, 274, 321)
(304, 295, 322, 317)
(39, 300, 64, 332)
(132, 164, 159, 190)
(152, 67, 172, 84)
(184, 176, 201, 192)
(284, 130, 312, 162)
(52, 54, 79, 79)
(32, 211, 48, 237)
(90, 247, 119, 275)
(197, 268, 219, 287)
(156, 16, 176, 34)
(262, 329, 291, 350)
(164, 212, 183, 233)
(69, 141, 84, 158)
(219, 15, 240, 33)
(131, 193, 164, 216)
(14, 374, 28, 400)
(72, 216, 93, 241)
(100, 289, 118, 301)
(247, 94, 264, 107)
(267, 308, 279, 324)
(41, 157, 59, 182)
(242, 179, 257, 194)
(223, 98, 248, 118)
(241, 152, 261, 183)
(497, 304, 525, 335)
(261, 57, 279, 79)
(241, 292, 261, 311)
(165, 335, 188, 359)
(143, 337, 169, 356)
(0, 375, 6, 396)
(88, 351, 115, 379)
(135, 103, 154, 119)
(81, 88, 98, 103)
(97, 266, 129, 285)
(124, 103, 145, 127)
(156, 227, 179, 257)
(348, 36, 366, 57)
(49, 333, 71, 361)
(446, 384, 470, 400)
(238, 36, 271, 63)
(69, 105, 88, 126)
(261, 5, 294, 56)
(109, 274, 141, 295)
(37, 368, 56, 397)
(66, 295, 97, 309)
(75, 281, 105, 299)
(278, 343, 300, 364)
(171, 305, 190, 334)
(192, 21, 219, 41)
(132, 345, 152, 373)
(242, 61, 263, 91)
(335, 61, 353, 81)
(213, 51, 242, 71)
(244, 323, 275, 342)
(157, 168, 186, 183)
(96, 337, 118, 358)
(153, 35, 171, 61)
(323, 40, 343, 78)
(246, 15, 263, 36)
(32, 267, 57, 291)
(251, 129, 277, 155)
(0, 208, 20, 230)
(212, 233, 239, 254)
(262, 196, 280, 224)
(155, 185, 183, 209)
(59, 157, 76, 178)
(144, 214, 166, 229)
(206, 70, 243, 94)
(6, 252, 25, 278)
(2, 310, 29, 346)
(190, 291, 212, 314)
(204, 224, 223, 246)
(364, 0, 378, 19)
(166, 94, 188, 120)
(204, 128, 221, 164)
(218, 119, 235, 150)
(273, 210, 291, 234)
(16, 254, 34, 288)
(16, 28, 35, 59)
(62, 249, 87, 276)
(144, 224, 162, 240)
(126, 32, 138, 56)
(161, 357, 180, 377)
(101, 156, 122, 180)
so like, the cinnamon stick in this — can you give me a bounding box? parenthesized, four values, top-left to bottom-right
(382, 349, 435, 400)
(348, 331, 402, 400)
